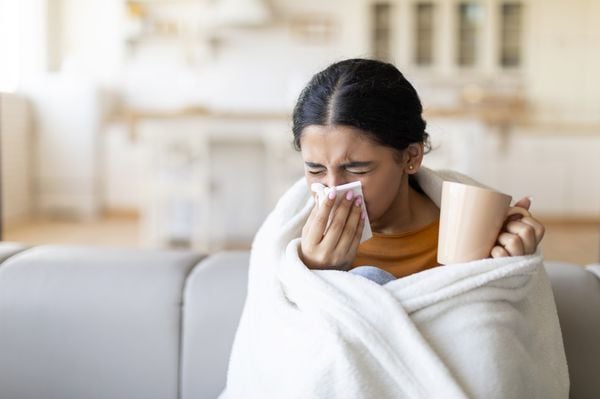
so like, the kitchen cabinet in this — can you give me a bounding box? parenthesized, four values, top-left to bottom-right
(426, 118, 600, 217)
(137, 113, 302, 251)
(135, 111, 600, 251)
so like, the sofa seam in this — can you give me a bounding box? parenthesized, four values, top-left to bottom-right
(176, 254, 207, 399)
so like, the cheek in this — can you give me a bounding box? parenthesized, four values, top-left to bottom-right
(363, 176, 401, 218)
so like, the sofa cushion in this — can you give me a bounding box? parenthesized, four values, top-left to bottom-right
(180, 251, 249, 399)
(0, 245, 203, 399)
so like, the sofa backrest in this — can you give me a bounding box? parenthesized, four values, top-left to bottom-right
(1, 244, 599, 399)
(0, 245, 203, 399)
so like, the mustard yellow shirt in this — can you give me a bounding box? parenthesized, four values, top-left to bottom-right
(351, 219, 440, 278)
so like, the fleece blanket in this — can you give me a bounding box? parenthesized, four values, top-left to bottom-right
(220, 168, 569, 399)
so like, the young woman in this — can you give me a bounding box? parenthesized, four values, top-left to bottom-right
(292, 58, 544, 282)
(221, 59, 567, 399)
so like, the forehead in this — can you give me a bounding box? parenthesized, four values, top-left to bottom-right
(300, 125, 383, 161)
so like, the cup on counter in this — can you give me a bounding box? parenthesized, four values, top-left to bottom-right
(437, 181, 530, 265)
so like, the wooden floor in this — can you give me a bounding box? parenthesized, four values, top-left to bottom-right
(4, 216, 599, 266)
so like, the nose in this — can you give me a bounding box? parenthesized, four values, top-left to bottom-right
(324, 172, 346, 188)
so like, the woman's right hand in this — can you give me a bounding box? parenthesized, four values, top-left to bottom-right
(299, 188, 365, 270)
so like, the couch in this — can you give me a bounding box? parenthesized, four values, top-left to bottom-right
(0, 243, 598, 399)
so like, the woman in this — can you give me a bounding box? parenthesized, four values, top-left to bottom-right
(220, 59, 567, 399)
(293, 58, 544, 282)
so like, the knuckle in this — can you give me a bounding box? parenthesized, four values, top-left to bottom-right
(323, 197, 335, 209)
(314, 215, 329, 226)
(329, 217, 345, 231)
(301, 241, 313, 252)
(507, 235, 521, 248)
(341, 196, 353, 208)
(523, 225, 535, 239)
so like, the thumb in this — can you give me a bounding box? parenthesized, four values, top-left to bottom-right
(513, 196, 531, 211)
(506, 197, 532, 223)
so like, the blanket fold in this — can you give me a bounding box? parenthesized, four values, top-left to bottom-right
(220, 168, 569, 399)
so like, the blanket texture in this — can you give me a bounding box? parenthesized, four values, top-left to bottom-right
(220, 167, 569, 399)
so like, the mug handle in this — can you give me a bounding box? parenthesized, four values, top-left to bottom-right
(506, 206, 531, 220)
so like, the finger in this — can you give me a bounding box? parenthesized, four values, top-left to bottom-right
(336, 196, 363, 254)
(321, 189, 356, 248)
(302, 201, 319, 237)
(347, 211, 365, 262)
(505, 220, 537, 254)
(518, 216, 546, 244)
(305, 187, 337, 244)
(513, 197, 531, 211)
(505, 197, 532, 223)
(497, 232, 525, 256)
(491, 245, 510, 258)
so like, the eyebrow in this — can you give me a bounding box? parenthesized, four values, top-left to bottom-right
(305, 161, 374, 168)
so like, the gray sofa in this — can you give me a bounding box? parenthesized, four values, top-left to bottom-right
(0, 243, 598, 399)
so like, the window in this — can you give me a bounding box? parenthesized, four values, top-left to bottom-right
(457, 2, 482, 67)
(372, 3, 392, 62)
(414, 3, 435, 66)
(500, 3, 522, 67)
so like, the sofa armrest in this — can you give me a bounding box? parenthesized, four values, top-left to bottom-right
(0, 242, 27, 265)
(180, 251, 249, 399)
(544, 261, 600, 399)
(586, 264, 600, 280)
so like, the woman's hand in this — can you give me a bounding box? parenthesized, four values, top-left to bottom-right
(491, 197, 545, 258)
(299, 188, 365, 270)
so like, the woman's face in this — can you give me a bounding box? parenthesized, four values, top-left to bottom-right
(300, 125, 409, 223)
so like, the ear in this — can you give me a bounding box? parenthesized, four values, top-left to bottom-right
(404, 143, 424, 174)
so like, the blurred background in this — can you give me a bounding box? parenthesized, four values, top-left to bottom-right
(0, 0, 598, 264)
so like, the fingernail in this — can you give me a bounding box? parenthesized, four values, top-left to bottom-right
(328, 188, 336, 200)
(361, 210, 366, 220)
(528, 196, 533, 203)
(354, 197, 362, 206)
(346, 190, 354, 201)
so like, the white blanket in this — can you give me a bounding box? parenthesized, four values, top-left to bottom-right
(220, 168, 569, 399)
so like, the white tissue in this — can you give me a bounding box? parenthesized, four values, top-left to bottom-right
(310, 181, 373, 243)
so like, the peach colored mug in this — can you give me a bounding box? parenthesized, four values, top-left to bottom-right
(437, 181, 531, 265)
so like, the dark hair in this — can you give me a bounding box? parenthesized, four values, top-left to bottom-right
(292, 58, 430, 153)
(291, 58, 430, 192)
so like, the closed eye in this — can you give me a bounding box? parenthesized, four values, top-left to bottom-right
(346, 169, 369, 175)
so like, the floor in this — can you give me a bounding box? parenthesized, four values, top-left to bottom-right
(4, 216, 599, 266)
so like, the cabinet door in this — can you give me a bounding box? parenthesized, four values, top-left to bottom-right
(210, 140, 268, 245)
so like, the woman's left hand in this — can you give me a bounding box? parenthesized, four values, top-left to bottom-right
(491, 197, 546, 258)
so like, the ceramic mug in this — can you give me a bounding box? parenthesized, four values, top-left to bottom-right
(437, 181, 530, 265)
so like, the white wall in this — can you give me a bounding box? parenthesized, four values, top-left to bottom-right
(37, 0, 600, 121)
(526, 0, 600, 124)
(58, 0, 125, 85)
(119, 0, 373, 111)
